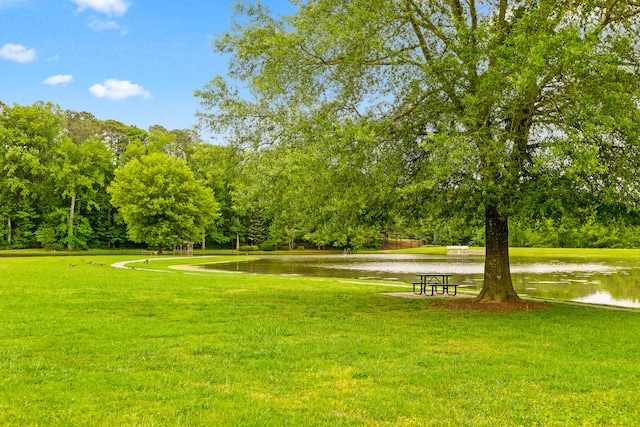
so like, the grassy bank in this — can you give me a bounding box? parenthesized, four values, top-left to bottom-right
(1, 255, 639, 425)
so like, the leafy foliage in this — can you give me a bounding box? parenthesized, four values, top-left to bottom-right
(0, 102, 65, 248)
(197, 0, 640, 300)
(108, 153, 219, 250)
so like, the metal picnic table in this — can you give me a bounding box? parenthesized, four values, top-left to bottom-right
(413, 273, 458, 296)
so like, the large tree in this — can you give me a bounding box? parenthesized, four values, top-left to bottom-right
(232, 121, 395, 250)
(189, 142, 244, 248)
(108, 153, 220, 253)
(198, 0, 640, 302)
(52, 138, 113, 250)
(0, 102, 65, 248)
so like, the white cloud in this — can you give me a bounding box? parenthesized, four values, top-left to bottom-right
(71, 0, 130, 17)
(0, 43, 36, 63)
(43, 74, 74, 86)
(88, 18, 120, 31)
(89, 79, 151, 100)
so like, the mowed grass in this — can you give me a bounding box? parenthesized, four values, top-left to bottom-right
(1, 255, 640, 426)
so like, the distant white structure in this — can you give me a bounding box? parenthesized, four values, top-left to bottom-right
(447, 245, 469, 255)
(447, 246, 485, 255)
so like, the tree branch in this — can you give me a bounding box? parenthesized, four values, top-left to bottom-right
(404, 0, 463, 111)
(468, 0, 477, 31)
(497, 0, 508, 35)
(408, 0, 459, 55)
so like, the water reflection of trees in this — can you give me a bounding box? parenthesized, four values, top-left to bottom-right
(596, 273, 640, 302)
(514, 272, 640, 302)
(208, 255, 640, 305)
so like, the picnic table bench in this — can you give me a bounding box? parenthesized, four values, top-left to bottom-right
(412, 273, 459, 296)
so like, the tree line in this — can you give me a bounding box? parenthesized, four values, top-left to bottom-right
(2, 99, 640, 254)
(0, 101, 231, 251)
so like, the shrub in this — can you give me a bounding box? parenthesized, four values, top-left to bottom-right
(297, 246, 305, 251)
(260, 242, 277, 251)
(238, 245, 260, 252)
(35, 227, 63, 250)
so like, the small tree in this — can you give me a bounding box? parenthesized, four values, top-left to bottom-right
(108, 153, 219, 253)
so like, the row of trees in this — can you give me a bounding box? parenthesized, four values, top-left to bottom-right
(0, 100, 425, 252)
(3, 98, 640, 254)
(0, 101, 234, 251)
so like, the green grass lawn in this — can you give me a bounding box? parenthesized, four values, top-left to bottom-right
(1, 254, 639, 426)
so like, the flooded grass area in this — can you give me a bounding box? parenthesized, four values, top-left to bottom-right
(203, 252, 640, 308)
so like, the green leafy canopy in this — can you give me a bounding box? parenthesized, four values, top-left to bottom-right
(108, 153, 220, 249)
(198, 0, 640, 301)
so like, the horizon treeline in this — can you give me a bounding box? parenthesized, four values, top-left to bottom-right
(2, 100, 640, 251)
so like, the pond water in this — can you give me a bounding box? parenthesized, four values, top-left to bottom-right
(204, 253, 640, 308)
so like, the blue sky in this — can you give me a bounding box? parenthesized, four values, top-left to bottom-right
(0, 0, 290, 142)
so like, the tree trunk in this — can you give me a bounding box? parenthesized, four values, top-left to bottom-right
(68, 192, 76, 251)
(7, 216, 11, 245)
(474, 206, 522, 303)
(107, 207, 113, 248)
